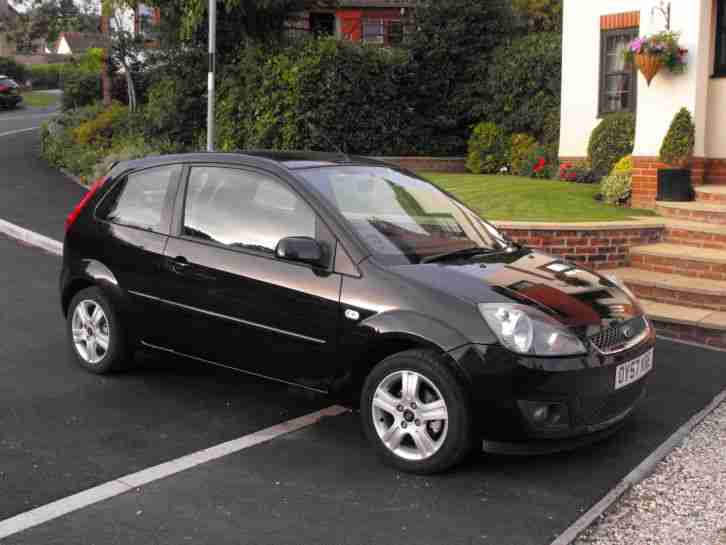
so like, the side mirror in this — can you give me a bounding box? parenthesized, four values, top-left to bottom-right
(275, 236, 325, 267)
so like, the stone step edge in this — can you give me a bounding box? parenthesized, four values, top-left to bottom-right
(642, 299, 726, 333)
(662, 218, 726, 235)
(656, 201, 726, 212)
(612, 268, 726, 297)
(630, 243, 726, 265)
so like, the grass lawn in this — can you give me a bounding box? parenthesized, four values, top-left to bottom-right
(21, 91, 60, 108)
(424, 173, 657, 223)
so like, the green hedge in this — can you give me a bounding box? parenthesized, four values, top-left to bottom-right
(61, 68, 102, 110)
(0, 56, 27, 82)
(28, 64, 68, 90)
(468, 32, 562, 142)
(217, 39, 418, 156)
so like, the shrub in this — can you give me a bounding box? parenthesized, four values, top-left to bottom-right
(467, 33, 562, 142)
(27, 64, 68, 89)
(509, 133, 538, 175)
(520, 145, 556, 179)
(559, 160, 597, 183)
(466, 122, 510, 174)
(601, 173, 632, 205)
(587, 112, 636, 177)
(93, 134, 160, 179)
(659, 108, 695, 165)
(611, 155, 633, 176)
(142, 49, 207, 147)
(0, 56, 27, 82)
(73, 102, 129, 147)
(61, 68, 102, 110)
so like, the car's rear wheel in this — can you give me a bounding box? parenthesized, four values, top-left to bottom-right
(361, 349, 473, 474)
(67, 287, 130, 374)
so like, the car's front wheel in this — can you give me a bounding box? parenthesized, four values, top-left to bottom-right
(67, 287, 130, 374)
(361, 349, 473, 474)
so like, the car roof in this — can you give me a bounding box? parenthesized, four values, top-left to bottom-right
(118, 151, 395, 174)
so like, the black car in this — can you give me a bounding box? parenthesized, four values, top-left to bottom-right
(60, 152, 656, 474)
(0, 76, 22, 109)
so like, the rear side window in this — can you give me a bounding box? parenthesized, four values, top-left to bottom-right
(182, 166, 316, 255)
(100, 165, 180, 233)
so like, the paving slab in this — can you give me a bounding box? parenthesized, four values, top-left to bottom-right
(0, 237, 328, 521)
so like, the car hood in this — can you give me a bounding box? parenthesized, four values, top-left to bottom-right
(391, 248, 640, 330)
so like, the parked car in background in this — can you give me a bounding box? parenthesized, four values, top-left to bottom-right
(0, 76, 22, 109)
(60, 152, 656, 474)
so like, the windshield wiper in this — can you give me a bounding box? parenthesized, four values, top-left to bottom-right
(421, 247, 497, 264)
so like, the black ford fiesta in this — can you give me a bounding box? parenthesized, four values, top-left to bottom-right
(60, 152, 655, 474)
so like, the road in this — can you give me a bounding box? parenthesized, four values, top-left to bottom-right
(1, 105, 726, 545)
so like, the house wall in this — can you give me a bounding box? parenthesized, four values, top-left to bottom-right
(56, 37, 71, 55)
(560, 0, 722, 163)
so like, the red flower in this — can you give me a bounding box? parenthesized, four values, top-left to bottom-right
(533, 157, 546, 173)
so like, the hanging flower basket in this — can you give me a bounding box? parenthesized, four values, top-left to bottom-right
(634, 53, 664, 86)
(624, 31, 688, 86)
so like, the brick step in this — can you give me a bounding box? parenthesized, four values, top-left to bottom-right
(641, 299, 726, 350)
(695, 185, 726, 204)
(655, 201, 726, 225)
(629, 243, 726, 281)
(611, 267, 726, 312)
(662, 218, 726, 250)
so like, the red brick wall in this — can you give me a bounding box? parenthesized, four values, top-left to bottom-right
(706, 159, 726, 184)
(631, 156, 707, 209)
(600, 11, 640, 30)
(497, 225, 664, 270)
(653, 321, 726, 350)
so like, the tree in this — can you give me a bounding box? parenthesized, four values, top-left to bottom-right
(147, 0, 299, 57)
(4, 0, 99, 54)
(512, 0, 563, 33)
(403, 0, 517, 154)
(105, 0, 146, 111)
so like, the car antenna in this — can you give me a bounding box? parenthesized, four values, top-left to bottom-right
(306, 121, 351, 162)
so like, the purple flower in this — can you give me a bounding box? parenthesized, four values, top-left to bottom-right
(630, 38, 645, 52)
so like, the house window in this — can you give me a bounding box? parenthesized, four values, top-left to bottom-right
(388, 21, 404, 45)
(715, 0, 726, 76)
(599, 28, 639, 116)
(362, 19, 385, 44)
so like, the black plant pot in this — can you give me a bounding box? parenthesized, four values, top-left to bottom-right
(657, 169, 694, 202)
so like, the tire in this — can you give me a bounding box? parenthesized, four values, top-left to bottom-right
(67, 287, 130, 374)
(361, 349, 473, 474)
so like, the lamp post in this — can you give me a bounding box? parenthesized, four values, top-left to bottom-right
(206, 0, 216, 151)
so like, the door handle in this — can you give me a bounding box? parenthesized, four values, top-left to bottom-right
(170, 256, 192, 273)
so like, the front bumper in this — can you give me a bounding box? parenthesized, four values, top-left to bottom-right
(449, 330, 656, 445)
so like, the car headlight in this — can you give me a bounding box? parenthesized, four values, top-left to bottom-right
(478, 303, 587, 356)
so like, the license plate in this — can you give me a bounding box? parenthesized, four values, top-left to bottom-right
(615, 349, 654, 390)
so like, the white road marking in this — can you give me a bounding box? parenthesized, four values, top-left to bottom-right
(0, 126, 40, 138)
(0, 405, 348, 540)
(0, 113, 56, 122)
(0, 218, 62, 256)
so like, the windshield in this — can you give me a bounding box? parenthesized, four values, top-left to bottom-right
(299, 166, 510, 265)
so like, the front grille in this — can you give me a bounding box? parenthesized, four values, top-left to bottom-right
(589, 316, 648, 354)
(577, 382, 646, 426)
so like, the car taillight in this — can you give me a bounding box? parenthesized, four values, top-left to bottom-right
(0, 85, 9, 92)
(65, 177, 107, 233)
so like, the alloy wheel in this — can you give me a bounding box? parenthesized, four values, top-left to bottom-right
(371, 370, 449, 461)
(71, 299, 110, 365)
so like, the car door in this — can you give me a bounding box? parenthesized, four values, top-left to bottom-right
(91, 163, 182, 343)
(152, 164, 343, 388)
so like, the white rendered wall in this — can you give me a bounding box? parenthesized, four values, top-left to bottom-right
(560, 0, 719, 160)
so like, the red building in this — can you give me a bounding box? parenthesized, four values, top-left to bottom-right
(288, 1, 417, 46)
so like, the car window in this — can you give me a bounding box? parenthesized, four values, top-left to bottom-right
(183, 166, 317, 255)
(100, 165, 180, 233)
(299, 166, 509, 265)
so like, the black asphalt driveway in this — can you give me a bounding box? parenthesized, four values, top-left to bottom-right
(0, 106, 84, 240)
(0, 235, 725, 545)
(2, 109, 726, 545)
